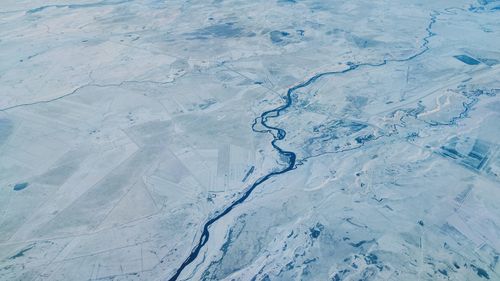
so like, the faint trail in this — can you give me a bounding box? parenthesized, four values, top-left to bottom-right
(167, 11, 440, 281)
(0, 80, 176, 113)
(25, 0, 132, 14)
(0, 85, 90, 112)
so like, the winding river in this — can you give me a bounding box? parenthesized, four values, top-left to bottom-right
(167, 11, 438, 281)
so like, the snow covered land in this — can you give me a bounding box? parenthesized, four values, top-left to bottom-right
(0, 0, 499, 280)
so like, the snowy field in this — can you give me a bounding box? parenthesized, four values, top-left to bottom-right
(0, 0, 499, 280)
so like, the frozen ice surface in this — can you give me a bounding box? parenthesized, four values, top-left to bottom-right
(0, 1, 499, 280)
